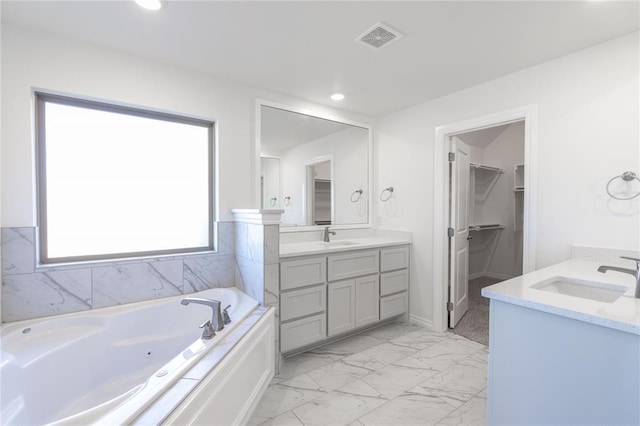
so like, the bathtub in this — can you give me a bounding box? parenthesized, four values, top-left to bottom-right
(0, 287, 275, 425)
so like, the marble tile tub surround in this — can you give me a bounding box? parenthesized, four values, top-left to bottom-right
(249, 321, 488, 426)
(1, 222, 236, 323)
(232, 209, 282, 360)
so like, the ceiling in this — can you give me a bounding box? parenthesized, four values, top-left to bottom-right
(261, 106, 355, 152)
(2, 1, 639, 117)
(456, 123, 511, 149)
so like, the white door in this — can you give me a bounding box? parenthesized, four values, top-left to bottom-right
(449, 137, 470, 328)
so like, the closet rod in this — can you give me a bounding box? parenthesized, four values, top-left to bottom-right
(470, 162, 504, 174)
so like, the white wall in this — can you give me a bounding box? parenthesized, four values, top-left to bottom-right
(377, 32, 640, 326)
(1, 25, 373, 226)
(280, 126, 369, 226)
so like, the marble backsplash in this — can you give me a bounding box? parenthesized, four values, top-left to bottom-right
(1, 223, 238, 322)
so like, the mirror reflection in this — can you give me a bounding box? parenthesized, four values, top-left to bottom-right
(260, 157, 280, 209)
(260, 105, 369, 227)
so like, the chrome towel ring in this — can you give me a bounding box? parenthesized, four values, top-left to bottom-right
(269, 197, 277, 207)
(283, 196, 291, 206)
(606, 171, 640, 200)
(380, 187, 394, 202)
(351, 189, 363, 202)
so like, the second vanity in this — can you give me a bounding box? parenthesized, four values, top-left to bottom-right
(278, 237, 411, 354)
(482, 248, 640, 425)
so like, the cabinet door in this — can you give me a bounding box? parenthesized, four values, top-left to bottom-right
(281, 314, 326, 353)
(280, 256, 326, 291)
(280, 284, 326, 322)
(355, 274, 379, 327)
(328, 250, 379, 282)
(380, 245, 410, 272)
(327, 279, 355, 336)
(380, 269, 409, 296)
(380, 292, 408, 320)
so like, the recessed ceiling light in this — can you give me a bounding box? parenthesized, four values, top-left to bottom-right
(135, 0, 163, 11)
(330, 93, 345, 101)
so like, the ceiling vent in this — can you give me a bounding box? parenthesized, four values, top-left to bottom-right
(355, 22, 403, 50)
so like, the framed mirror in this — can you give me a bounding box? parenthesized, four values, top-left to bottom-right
(257, 101, 371, 230)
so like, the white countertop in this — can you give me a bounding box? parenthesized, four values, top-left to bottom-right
(482, 259, 640, 335)
(279, 237, 411, 258)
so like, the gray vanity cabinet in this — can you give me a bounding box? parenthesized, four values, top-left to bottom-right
(280, 244, 409, 354)
(279, 256, 328, 352)
(327, 273, 380, 336)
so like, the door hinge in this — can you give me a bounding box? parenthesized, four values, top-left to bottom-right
(448, 152, 455, 162)
(447, 302, 454, 311)
(447, 227, 454, 238)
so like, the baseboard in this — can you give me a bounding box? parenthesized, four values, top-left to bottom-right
(485, 272, 515, 281)
(409, 314, 434, 330)
(469, 272, 486, 280)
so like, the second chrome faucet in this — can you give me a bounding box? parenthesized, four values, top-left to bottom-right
(598, 256, 640, 298)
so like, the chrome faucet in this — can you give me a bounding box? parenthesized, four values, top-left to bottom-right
(181, 297, 225, 339)
(323, 226, 336, 242)
(597, 256, 640, 298)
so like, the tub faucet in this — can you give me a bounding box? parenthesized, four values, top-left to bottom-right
(323, 226, 336, 242)
(597, 256, 640, 298)
(181, 298, 225, 338)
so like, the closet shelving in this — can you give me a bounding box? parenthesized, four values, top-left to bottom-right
(513, 164, 525, 231)
(470, 162, 504, 203)
(470, 162, 504, 174)
(469, 224, 505, 232)
(469, 162, 505, 233)
(513, 164, 525, 192)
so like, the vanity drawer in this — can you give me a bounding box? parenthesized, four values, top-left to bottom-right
(380, 245, 410, 272)
(380, 269, 409, 296)
(280, 313, 327, 353)
(380, 292, 408, 320)
(327, 250, 379, 282)
(280, 256, 327, 290)
(280, 285, 326, 322)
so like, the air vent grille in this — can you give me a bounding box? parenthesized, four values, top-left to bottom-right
(355, 22, 403, 50)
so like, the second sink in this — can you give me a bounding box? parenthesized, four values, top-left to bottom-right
(531, 276, 627, 303)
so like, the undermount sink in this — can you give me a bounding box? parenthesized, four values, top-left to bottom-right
(531, 276, 627, 303)
(318, 240, 358, 247)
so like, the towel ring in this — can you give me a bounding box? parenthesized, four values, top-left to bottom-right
(380, 187, 394, 202)
(283, 196, 291, 206)
(269, 197, 277, 207)
(351, 189, 363, 202)
(606, 171, 640, 200)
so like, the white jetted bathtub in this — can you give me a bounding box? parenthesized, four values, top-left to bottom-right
(0, 287, 275, 425)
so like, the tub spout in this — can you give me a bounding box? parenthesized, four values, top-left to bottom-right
(181, 298, 225, 335)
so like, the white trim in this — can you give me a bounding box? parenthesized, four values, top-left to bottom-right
(254, 99, 373, 232)
(230, 209, 284, 225)
(432, 104, 538, 332)
(408, 314, 434, 330)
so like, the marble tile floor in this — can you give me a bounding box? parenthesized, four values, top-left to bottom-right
(249, 321, 488, 426)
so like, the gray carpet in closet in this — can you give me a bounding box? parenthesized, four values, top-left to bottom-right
(450, 276, 503, 346)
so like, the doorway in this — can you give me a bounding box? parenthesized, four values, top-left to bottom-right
(432, 105, 537, 335)
(448, 122, 525, 344)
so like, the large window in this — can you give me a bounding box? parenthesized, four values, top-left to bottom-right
(36, 92, 215, 264)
